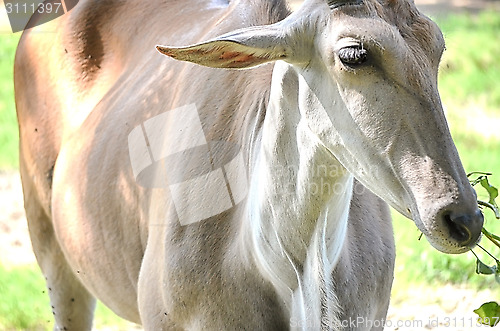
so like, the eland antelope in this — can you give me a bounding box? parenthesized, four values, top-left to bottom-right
(15, 0, 483, 329)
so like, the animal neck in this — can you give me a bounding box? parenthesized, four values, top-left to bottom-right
(245, 61, 353, 327)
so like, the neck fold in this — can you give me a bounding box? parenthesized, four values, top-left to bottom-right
(244, 61, 353, 328)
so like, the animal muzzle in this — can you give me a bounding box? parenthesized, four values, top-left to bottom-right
(423, 205, 484, 254)
(441, 209, 484, 249)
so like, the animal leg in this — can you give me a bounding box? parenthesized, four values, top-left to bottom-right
(23, 179, 96, 331)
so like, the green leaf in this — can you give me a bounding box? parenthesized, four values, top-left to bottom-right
(474, 302, 500, 327)
(496, 262, 500, 284)
(476, 259, 496, 275)
(468, 172, 492, 187)
(480, 177, 499, 207)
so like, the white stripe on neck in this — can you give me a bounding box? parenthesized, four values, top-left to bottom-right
(244, 61, 354, 329)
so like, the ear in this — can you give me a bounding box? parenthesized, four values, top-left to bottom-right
(156, 26, 292, 69)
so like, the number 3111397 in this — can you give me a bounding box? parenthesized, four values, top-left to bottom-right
(5, 2, 62, 14)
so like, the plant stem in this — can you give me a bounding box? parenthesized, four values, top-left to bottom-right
(478, 200, 500, 219)
(468, 172, 493, 177)
(482, 228, 500, 250)
(477, 244, 500, 265)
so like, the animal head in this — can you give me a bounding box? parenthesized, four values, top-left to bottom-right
(156, 0, 483, 254)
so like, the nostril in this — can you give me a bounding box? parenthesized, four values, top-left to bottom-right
(444, 214, 470, 243)
(443, 211, 484, 247)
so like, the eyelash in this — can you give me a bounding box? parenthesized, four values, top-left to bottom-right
(337, 46, 368, 66)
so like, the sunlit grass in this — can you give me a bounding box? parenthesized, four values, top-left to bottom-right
(438, 11, 500, 111)
(0, 264, 139, 330)
(0, 32, 19, 169)
(0, 263, 51, 330)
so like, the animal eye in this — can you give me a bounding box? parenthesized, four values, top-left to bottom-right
(337, 46, 367, 66)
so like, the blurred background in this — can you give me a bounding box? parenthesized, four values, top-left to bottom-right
(0, 0, 499, 330)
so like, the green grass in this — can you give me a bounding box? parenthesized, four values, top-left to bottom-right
(0, 33, 19, 169)
(1, 10, 500, 330)
(0, 264, 51, 330)
(0, 263, 138, 330)
(438, 11, 500, 113)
